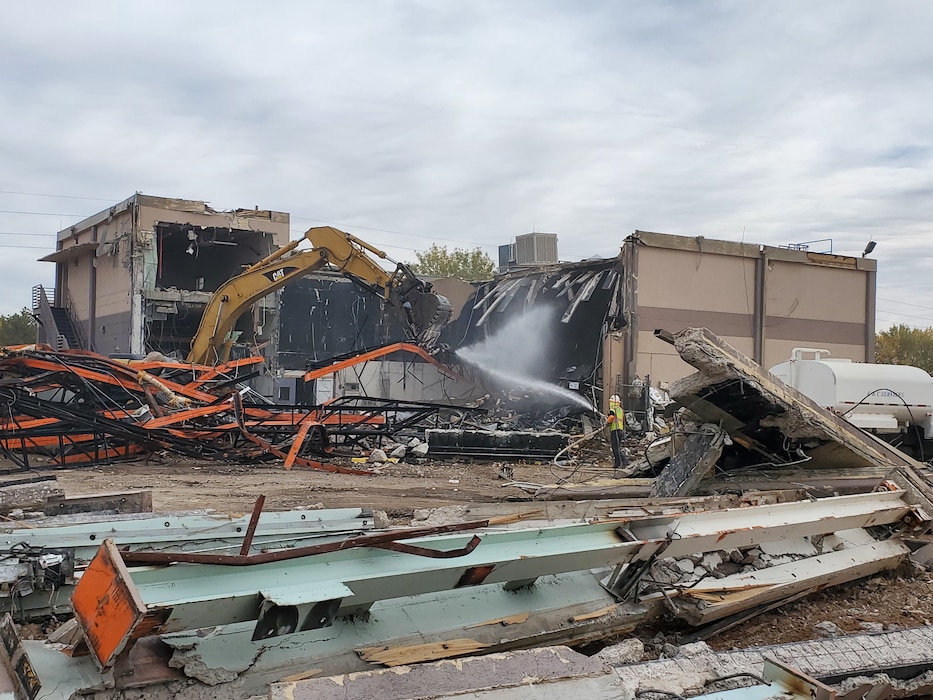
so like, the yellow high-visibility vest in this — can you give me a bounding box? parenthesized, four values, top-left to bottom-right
(608, 405, 624, 431)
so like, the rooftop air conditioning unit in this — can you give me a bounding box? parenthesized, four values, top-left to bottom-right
(514, 233, 558, 266)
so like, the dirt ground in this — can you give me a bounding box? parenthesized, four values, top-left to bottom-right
(38, 455, 933, 652)
(50, 456, 574, 515)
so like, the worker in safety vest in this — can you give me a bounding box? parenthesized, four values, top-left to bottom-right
(607, 394, 629, 469)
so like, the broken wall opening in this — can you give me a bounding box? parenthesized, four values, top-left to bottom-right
(145, 223, 280, 358)
(154, 223, 276, 292)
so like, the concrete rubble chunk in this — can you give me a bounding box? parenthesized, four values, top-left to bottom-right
(814, 620, 843, 637)
(675, 559, 696, 574)
(389, 445, 407, 459)
(594, 638, 645, 666)
(677, 641, 712, 657)
(368, 448, 388, 463)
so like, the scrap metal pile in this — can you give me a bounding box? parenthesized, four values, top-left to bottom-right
(0, 484, 930, 700)
(0, 345, 476, 473)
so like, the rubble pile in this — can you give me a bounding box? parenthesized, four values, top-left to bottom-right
(0, 344, 483, 473)
(1, 329, 933, 699)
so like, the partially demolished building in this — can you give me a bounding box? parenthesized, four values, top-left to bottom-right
(32, 197, 878, 414)
(9, 190, 933, 700)
(34, 194, 289, 360)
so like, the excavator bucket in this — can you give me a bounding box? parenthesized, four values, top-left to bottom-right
(405, 289, 452, 351)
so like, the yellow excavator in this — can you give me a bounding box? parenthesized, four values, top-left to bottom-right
(186, 226, 452, 365)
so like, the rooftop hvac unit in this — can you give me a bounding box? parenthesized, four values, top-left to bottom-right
(514, 233, 558, 266)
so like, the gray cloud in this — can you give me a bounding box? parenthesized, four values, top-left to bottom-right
(1, 1, 932, 329)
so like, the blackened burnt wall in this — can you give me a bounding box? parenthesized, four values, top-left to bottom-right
(277, 274, 408, 370)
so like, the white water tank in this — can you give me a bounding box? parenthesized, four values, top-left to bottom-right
(770, 348, 933, 435)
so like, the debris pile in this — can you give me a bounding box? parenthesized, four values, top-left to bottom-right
(0, 345, 485, 473)
(0, 484, 928, 699)
(1, 328, 933, 699)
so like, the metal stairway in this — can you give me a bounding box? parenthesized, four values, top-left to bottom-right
(31, 286, 88, 351)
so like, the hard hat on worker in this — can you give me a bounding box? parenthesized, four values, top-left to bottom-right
(609, 394, 621, 404)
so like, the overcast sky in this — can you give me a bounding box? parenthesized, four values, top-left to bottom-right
(1, 1, 932, 330)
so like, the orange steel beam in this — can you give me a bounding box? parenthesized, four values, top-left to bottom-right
(184, 356, 267, 389)
(303, 342, 461, 383)
(1, 434, 96, 449)
(1, 357, 218, 404)
(49, 444, 146, 466)
(142, 402, 233, 429)
(0, 417, 60, 430)
(284, 415, 324, 470)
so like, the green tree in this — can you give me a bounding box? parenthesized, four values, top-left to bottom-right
(0, 308, 37, 346)
(875, 324, 933, 374)
(409, 244, 495, 281)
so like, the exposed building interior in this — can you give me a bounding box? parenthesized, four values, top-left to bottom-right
(146, 221, 283, 358)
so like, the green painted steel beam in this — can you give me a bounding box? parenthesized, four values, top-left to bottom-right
(0, 507, 374, 563)
(93, 491, 916, 637)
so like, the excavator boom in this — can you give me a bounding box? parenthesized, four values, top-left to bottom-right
(186, 226, 451, 365)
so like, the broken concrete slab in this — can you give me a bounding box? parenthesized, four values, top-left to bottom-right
(666, 327, 926, 472)
(410, 492, 809, 528)
(43, 489, 152, 516)
(653, 539, 909, 625)
(651, 424, 727, 497)
(268, 646, 611, 700)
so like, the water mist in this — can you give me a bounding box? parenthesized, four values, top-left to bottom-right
(456, 306, 597, 413)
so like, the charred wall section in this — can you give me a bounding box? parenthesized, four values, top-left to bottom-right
(276, 273, 409, 371)
(442, 258, 623, 394)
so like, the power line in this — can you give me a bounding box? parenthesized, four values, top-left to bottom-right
(0, 209, 84, 217)
(0, 189, 118, 202)
(877, 296, 933, 312)
(875, 307, 933, 322)
(0, 244, 50, 249)
(0, 231, 54, 237)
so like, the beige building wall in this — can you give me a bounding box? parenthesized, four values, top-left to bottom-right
(762, 258, 869, 369)
(616, 231, 876, 391)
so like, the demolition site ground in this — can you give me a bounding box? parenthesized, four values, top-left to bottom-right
(42, 454, 933, 654)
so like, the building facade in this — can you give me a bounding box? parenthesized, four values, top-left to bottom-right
(606, 230, 877, 392)
(35, 194, 289, 359)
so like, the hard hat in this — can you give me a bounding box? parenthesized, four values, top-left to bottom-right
(609, 394, 621, 403)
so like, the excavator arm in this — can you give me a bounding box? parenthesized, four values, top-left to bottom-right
(186, 226, 452, 365)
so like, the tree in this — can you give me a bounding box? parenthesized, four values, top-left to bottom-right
(875, 324, 933, 374)
(409, 244, 495, 281)
(0, 308, 36, 346)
